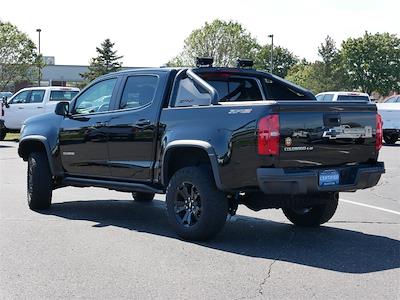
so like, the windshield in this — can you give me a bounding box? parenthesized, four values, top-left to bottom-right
(50, 90, 79, 101)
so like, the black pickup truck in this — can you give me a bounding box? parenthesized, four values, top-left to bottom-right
(18, 59, 385, 240)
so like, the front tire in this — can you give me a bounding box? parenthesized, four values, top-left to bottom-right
(282, 193, 338, 227)
(166, 166, 228, 241)
(27, 152, 52, 210)
(131, 192, 155, 202)
(0, 128, 6, 141)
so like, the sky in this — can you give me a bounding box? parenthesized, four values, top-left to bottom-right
(1, 0, 399, 67)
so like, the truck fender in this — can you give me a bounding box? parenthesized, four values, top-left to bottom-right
(161, 140, 225, 191)
(18, 135, 55, 176)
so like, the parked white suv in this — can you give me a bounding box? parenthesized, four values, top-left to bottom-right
(316, 91, 371, 102)
(0, 86, 79, 140)
(376, 95, 400, 144)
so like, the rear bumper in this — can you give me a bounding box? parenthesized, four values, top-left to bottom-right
(257, 162, 385, 195)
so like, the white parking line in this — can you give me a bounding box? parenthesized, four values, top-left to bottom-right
(340, 198, 400, 216)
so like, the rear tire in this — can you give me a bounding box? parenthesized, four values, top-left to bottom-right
(282, 193, 338, 227)
(27, 152, 52, 210)
(166, 166, 228, 241)
(384, 134, 398, 145)
(131, 192, 155, 202)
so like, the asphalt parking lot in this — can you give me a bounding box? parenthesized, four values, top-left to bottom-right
(0, 141, 399, 299)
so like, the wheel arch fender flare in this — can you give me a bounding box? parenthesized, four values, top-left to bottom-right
(161, 140, 225, 191)
(18, 135, 55, 175)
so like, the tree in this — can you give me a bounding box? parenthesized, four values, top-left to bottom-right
(286, 36, 349, 93)
(0, 21, 38, 91)
(316, 35, 348, 91)
(318, 35, 338, 66)
(167, 20, 258, 67)
(80, 38, 123, 83)
(285, 61, 321, 93)
(341, 32, 400, 95)
(254, 45, 298, 78)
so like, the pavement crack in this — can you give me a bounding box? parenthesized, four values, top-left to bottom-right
(257, 260, 277, 295)
(257, 228, 296, 296)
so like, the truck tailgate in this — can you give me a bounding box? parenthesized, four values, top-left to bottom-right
(276, 101, 378, 168)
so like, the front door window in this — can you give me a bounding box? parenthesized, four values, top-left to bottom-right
(73, 78, 117, 114)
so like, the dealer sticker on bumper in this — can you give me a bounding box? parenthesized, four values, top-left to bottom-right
(319, 170, 340, 187)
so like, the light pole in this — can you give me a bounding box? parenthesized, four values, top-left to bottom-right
(36, 28, 41, 86)
(268, 34, 274, 73)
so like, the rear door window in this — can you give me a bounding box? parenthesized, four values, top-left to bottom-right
(119, 75, 158, 109)
(29, 90, 45, 103)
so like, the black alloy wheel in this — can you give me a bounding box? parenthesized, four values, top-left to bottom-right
(166, 166, 228, 241)
(174, 182, 202, 227)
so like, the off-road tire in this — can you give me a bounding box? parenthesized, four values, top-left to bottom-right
(282, 193, 338, 227)
(27, 152, 52, 210)
(166, 166, 228, 241)
(0, 128, 6, 141)
(131, 192, 155, 202)
(384, 134, 398, 145)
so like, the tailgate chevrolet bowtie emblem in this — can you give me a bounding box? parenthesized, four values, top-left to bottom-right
(323, 125, 373, 139)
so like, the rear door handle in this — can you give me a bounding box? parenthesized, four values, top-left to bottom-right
(135, 119, 151, 126)
(36, 106, 43, 109)
(18, 107, 24, 110)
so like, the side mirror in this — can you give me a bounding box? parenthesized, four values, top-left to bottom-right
(55, 101, 70, 116)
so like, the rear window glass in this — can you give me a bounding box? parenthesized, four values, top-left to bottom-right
(263, 78, 308, 100)
(50, 90, 79, 101)
(337, 95, 369, 102)
(206, 77, 263, 102)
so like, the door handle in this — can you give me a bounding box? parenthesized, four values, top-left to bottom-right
(36, 106, 43, 109)
(18, 107, 24, 110)
(93, 122, 105, 128)
(135, 119, 151, 126)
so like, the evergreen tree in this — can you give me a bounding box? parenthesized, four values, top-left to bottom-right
(80, 39, 123, 83)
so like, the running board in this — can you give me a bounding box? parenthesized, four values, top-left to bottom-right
(62, 177, 164, 194)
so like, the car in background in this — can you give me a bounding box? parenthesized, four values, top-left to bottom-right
(0, 92, 13, 99)
(383, 95, 400, 103)
(316, 91, 371, 102)
(0, 86, 79, 140)
(376, 94, 400, 144)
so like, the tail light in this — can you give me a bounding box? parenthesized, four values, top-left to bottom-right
(258, 114, 280, 155)
(376, 113, 383, 152)
(1, 103, 3, 117)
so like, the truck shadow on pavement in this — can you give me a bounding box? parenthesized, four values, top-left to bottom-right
(40, 198, 400, 274)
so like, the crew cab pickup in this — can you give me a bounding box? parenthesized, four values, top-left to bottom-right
(18, 61, 385, 241)
(0, 86, 79, 140)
